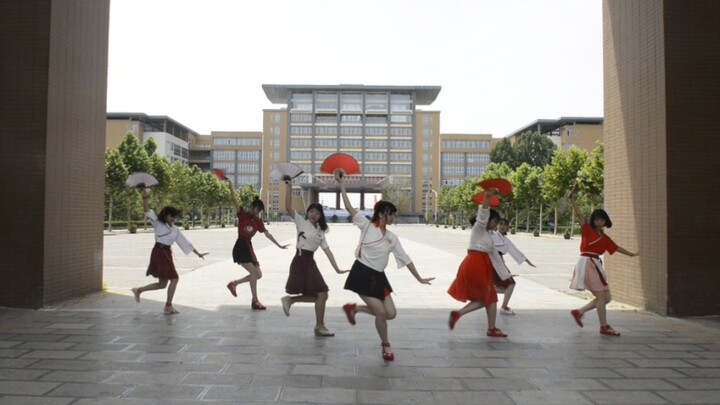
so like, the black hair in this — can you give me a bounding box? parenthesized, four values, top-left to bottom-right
(469, 209, 500, 227)
(371, 200, 397, 223)
(306, 203, 329, 232)
(590, 209, 612, 229)
(250, 197, 265, 212)
(498, 218, 510, 226)
(157, 206, 181, 224)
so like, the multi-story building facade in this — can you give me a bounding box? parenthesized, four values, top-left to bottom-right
(207, 131, 263, 191)
(261, 84, 442, 215)
(439, 134, 493, 186)
(506, 117, 603, 152)
(106, 113, 194, 164)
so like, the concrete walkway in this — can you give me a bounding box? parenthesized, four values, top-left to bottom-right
(1, 224, 719, 404)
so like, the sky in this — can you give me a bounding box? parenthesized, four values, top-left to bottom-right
(107, 0, 603, 138)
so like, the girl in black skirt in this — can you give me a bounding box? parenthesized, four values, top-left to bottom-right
(280, 181, 349, 336)
(225, 179, 289, 310)
(131, 188, 208, 314)
(336, 172, 434, 361)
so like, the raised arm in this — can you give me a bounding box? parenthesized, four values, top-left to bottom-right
(226, 179, 240, 212)
(139, 187, 150, 213)
(570, 195, 587, 225)
(284, 181, 296, 219)
(335, 171, 358, 218)
(482, 187, 498, 209)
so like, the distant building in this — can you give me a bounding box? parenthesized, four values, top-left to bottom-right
(505, 117, 603, 152)
(106, 113, 196, 164)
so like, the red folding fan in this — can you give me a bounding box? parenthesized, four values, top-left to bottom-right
(212, 168, 227, 181)
(472, 192, 501, 207)
(479, 178, 512, 196)
(320, 153, 360, 177)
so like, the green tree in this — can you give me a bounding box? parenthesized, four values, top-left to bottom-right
(489, 138, 516, 168)
(382, 176, 412, 213)
(116, 132, 152, 228)
(478, 162, 515, 218)
(578, 141, 604, 211)
(513, 131, 557, 168)
(105, 149, 129, 231)
(543, 147, 588, 234)
(143, 136, 158, 156)
(511, 163, 536, 231)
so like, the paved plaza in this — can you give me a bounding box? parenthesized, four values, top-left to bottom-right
(1, 224, 720, 404)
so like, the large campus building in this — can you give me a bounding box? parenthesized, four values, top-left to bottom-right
(107, 84, 494, 217)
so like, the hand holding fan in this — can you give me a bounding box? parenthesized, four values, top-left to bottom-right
(472, 191, 501, 207)
(126, 172, 159, 189)
(479, 178, 512, 196)
(320, 153, 360, 178)
(269, 162, 304, 183)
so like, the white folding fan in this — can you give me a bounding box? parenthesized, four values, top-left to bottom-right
(125, 172, 159, 189)
(269, 162, 304, 183)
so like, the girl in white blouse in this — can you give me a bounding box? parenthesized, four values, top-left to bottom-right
(281, 181, 349, 337)
(131, 188, 208, 314)
(336, 172, 434, 361)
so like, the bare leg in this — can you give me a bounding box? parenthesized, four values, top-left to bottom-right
(594, 290, 611, 326)
(501, 283, 515, 308)
(457, 300, 484, 316)
(486, 302, 498, 329)
(578, 298, 598, 314)
(314, 292, 328, 327)
(358, 295, 393, 346)
(231, 263, 263, 302)
(135, 278, 169, 295)
(166, 278, 179, 306)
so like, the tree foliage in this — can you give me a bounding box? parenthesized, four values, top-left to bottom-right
(489, 131, 557, 169)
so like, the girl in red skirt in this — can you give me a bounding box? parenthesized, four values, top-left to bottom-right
(569, 195, 638, 336)
(225, 179, 289, 310)
(336, 173, 434, 362)
(280, 181, 349, 336)
(131, 188, 208, 314)
(448, 188, 508, 337)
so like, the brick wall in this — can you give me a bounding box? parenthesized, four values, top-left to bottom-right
(0, 0, 110, 307)
(603, 0, 720, 316)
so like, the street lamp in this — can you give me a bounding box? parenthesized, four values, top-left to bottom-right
(431, 189, 438, 222)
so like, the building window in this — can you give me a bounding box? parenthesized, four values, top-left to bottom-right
(314, 151, 335, 160)
(213, 162, 235, 173)
(291, 114, 312, 123)
(391, 115, 412, 124)
(422, 153, 432, 162)
(315, 115, 337, 124)
(467, 153, 490, 163)
(340, 139, 362, 148)
(441, 152, 465, 163)
(467, 140, 491, 149)
(316, 126, 338, 135)
(366, 127, 387, 136)
(422, 115, 433, 125)
(271, 126, 281, 135)
(442, 178, 463, 186)
(365, 164, 387, 174)
(390, 152, 412, 161)
(341, 93, 362, 112)
(345, 151, 363, 161)
(390, 140, 412, 149)
(212, 150, 235, 161)
(442, 165, 465, 175)
(365, 139, 388, 149)
(390, 127, 412, 136)
(291, 93, 312, 111)
(290, 151, 312, 160)
(466, 166, 486, 176)
(291, 126, 313, 135)
(422, 166, 432, 175)
(238, 150, 260, 161)
(213, 137, 237, 145)
(390, 164, 411, 174)
(236, 175, 260, 185)
(272, 152, 280, 161)
(365, 152, 387, 161)
(422, 128, 433, 137)
(272, 113, 282, 123)
(236, 163, 260, 173)
(340, 127, 362, 135)
(315, 139, 338, 148)
(366, 115, 388, 125)
(237, 138, 261, 146)
(290, 139, 312, 148)
(365, 93, 388, 111)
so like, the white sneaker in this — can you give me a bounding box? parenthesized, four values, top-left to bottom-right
(281, 296, 292, 317)
(500, 307, 516, 316)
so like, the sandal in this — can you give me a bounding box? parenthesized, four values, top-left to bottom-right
(342, 303, 357, 325)
(227, 282, 237, 297)
(163, 305, 179, 315)
(131, 288, 141, 303)
(314, 326, 335, 337)
(251, 300, 266, 310)
(486, 327, 508, 338)
(381, 342, 394, 362)
(571, 309, 584, 328)
(281, 296, 292, 317)
(448, 311, 461, 330)
(600, 325, 621, 336)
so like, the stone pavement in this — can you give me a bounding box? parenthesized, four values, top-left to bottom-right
(1, 224, 720, 404)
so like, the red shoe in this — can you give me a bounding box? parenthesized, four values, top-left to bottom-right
(251, 300, 266, 310)
(448, 311, 461, 330)
(486, 328, 508, 338)
(600, 325, 621, 336)
(342, 303, 356, 325)
(227, 282, 237, 297)
(381, 342, 395, 362)
(571, 309, 584, 328)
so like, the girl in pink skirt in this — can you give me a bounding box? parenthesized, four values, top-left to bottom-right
(569, 194, 638, 336)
